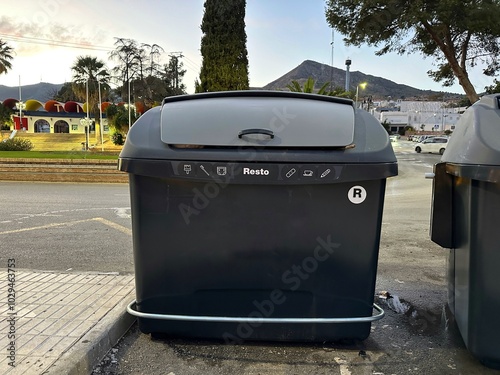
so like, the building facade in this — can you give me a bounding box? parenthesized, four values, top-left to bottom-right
(2, 98, 110, 134)
(371, 100, 465, 134)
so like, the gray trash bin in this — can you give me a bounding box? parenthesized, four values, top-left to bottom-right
(431, 94, 500, 369)
(120, 90, 397, 342)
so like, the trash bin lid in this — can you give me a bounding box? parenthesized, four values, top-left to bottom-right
(160, 91, 355, 148)
(442, 94, 500, 165)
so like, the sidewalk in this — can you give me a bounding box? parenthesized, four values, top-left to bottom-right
(0, 270, 136, 375)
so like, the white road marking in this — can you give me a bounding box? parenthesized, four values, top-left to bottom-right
(0, 217, 132, 236)
(2, 207, 131, 223)
(94, 217, 132, 235)
(115, 208, 131, 219)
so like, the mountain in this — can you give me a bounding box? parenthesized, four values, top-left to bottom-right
(0, 82, 64, 102)
(1, 61, 455, 103)
(263, 60, 452, 100)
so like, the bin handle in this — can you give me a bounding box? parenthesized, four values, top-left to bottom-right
(238, 128, 275, 139)
(127, 300, 384, 324)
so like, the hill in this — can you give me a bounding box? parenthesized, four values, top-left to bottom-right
(0, 62, 457, 103)
(0, 82, 64, 102)
(263, 60, 451, 100)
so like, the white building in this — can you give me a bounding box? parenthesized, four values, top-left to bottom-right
(372, 100, 465, 133)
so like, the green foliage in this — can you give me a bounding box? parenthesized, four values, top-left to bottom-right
(444, 130, 453, 136)
(52, 82, 79, 102)
(0, 138, 34, 151)
(111, 132, 125, 146)
(109, 39, 186, 107)
(0, 39, 14, 75)
(0, 102, 13, 128)
(286, 77, 354, 98)
(485, 79, 500, 94)
(105, 104, 139, 134)
(325, 0, 500, 104)
(71, 55, 111, 118)
(380, 119, 391, 134)
(197, 0, 249, 92)
(163, 55, 187, 97)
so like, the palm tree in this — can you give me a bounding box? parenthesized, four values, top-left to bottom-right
(71, 55, 110, 107)
(0, 39, 14, 75)
(71, 55, 110, 142)
(286, 77, 353, 98)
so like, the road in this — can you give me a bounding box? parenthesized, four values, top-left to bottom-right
(91, 141, 500, 375)
(0, 182, 133, 274)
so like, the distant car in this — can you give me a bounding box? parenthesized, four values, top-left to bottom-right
(389, 135, 399, 142)
(415, 136, 448, 155)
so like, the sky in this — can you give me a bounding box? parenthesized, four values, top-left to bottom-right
(0, 0, 494, 96)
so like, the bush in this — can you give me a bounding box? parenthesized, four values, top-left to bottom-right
(0, 138, 34, 151)
(1, 125, 10, 130)
(111, 133, 125, 146)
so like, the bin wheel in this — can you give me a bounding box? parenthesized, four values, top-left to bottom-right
(439, 148, 445, 155)
(415, 147, 421, 153)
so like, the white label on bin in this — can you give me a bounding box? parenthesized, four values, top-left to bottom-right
(348, 186, 367, 204)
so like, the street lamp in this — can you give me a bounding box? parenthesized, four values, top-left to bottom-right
(355, 82, 367, 108)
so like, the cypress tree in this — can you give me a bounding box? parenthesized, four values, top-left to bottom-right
(196, 0, 249, 92)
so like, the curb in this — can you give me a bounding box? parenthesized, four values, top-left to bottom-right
(44, 291, 136, 375)
(0, 159, 127, 183)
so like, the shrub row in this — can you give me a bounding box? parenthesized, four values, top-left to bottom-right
(0, 138, 34, 151)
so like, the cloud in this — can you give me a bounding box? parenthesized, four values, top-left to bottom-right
(0, 15, 109, 56)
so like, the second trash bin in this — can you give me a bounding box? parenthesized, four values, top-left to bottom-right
(431, 94, 500, 369)
(121, 91, 397, 342)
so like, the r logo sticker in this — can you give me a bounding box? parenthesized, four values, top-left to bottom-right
(348, 186, 367, 204)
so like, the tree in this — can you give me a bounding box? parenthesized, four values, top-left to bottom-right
(0, 102, 13, 130)
(71, 56, 110, 113)
(0, 39, 14, 75)
(51, 82, 79, 102)
(109, 38, 171, 108)
(325, 0, 500, 104)
(485, 79, 500, 94)
(143, 43, 165, 77)
(163, 55, 187, 96)
(286, 77, 354, 98)
(196, 0, 249, 92)
(105, 104, 139, 135)
(381, 119, 391, 134)
(287, 78, 329, 94)
(109, 38, 143, 101)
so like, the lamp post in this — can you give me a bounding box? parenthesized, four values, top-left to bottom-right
(355, 82, 367, 108)
(442, 113, 448, 132)
(18, 75, 22, 131)
(84, 79, 90, 150)
(128, 78, 131, 129)
(97, 79, 104, 151)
